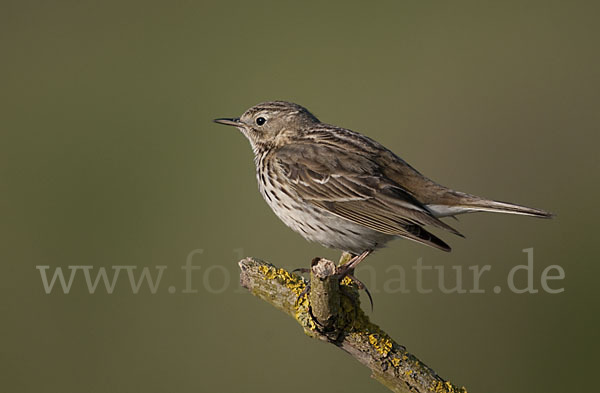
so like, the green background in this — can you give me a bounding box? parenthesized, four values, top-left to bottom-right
(2, 1, 598, 392)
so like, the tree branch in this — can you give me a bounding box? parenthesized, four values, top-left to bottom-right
(238, 256, 468, 393)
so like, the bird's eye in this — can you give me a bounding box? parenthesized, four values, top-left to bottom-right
(256, 117, 266, 126)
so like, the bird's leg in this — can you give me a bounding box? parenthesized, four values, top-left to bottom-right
(336, 250, 374, 309)
(345, 273, 374, 311)
(338, 251, 354, 266)
(295, 252, 374, 308)
(336, 250, 372, 277)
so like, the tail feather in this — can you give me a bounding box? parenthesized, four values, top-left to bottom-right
(458, 199, 553, 218)
(426, 192, 553, 219)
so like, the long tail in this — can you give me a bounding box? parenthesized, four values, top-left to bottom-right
(426, 191, 553, 219)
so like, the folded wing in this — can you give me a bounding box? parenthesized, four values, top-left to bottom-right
(274, 143, 462, 252)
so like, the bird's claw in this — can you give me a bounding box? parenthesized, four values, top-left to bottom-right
(343, 273, 374, 311)
(295, 282, 311, 306)
(292, 267, 310, 274)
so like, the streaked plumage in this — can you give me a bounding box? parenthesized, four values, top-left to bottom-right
(214, 101, 551, 256)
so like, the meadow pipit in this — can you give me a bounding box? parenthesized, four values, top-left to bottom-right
(214, 101, 551, 272)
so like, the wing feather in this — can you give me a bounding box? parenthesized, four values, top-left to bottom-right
(274, 143, 461, 251)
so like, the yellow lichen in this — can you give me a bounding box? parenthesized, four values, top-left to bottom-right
(432, 381, 448, 393)
(368, 333, 393, 356)
(294, 292, 316, 331)
(338, 290, 398, 359)
(389, 356, 401, 367)
(430, 380, 467, 393)
(256, 264, 316, 330)
(258, 264, 305, 296)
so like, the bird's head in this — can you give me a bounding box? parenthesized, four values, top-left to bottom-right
(214, 101, 319, 152)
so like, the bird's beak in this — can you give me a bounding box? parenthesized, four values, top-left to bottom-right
(213, 117, 242, 127)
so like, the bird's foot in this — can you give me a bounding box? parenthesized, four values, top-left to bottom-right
(295, 281, 311, 306)
(336, 250, 372, 277)
(291, 267, 310, 274)
(294, 254, 374, 310)
(341, 273, 374, 311)
(336, 250, 374, 310)
(291, 266, 311, 305)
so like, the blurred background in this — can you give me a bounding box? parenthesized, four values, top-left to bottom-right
(1, 1, 598, 392)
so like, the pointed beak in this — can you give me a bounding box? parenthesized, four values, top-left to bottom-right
(213, 117, 242, 127)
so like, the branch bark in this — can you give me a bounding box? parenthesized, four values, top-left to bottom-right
(238, 256, 468, 393)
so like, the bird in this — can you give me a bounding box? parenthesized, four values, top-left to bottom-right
(214, 101, 552, 274)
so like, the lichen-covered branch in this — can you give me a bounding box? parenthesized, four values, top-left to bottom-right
(238, 257, 468, 393)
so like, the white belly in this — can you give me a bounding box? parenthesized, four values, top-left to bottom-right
(257, 173, 394, 254)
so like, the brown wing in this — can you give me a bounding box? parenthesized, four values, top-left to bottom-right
(274, 143, 462, 252)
